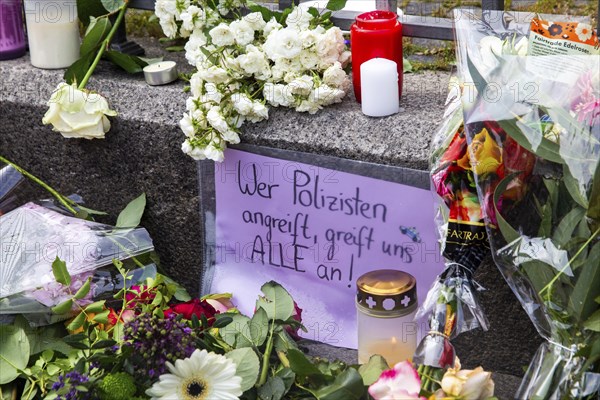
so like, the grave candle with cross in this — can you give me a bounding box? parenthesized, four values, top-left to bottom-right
(356, 269, 418, 366)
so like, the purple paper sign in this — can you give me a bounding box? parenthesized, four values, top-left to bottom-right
(211, 149, 444, 348)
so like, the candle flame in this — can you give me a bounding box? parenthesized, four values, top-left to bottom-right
(391, 336, 397, 344)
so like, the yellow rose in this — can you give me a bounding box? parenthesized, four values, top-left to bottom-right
(468, 128, 502, 176)
(43, 82, 117, 139)
(439, 359, 495, 400)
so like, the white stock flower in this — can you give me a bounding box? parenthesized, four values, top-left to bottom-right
(264, 28, 302, 60)
(198, 66, 230, 84)
(173, 0, 190, 19)
(230, 20, 255, 46)
(189, 72, 204, 97)
(209, 23, 235, 47)
(180, 112, 196, 137)
(296, 99, 321, 114)
(180, 5, 206, 32)
(264, 83, 294, 107)
(285, 7, 313, 30)
(203, 83, 223, 104)
(243, 12, 266, 31)
(263, 17, 282, 36)
(248, 101, 268, 122)
(205, 139, 226, 162)
(42, 82, 117, 139)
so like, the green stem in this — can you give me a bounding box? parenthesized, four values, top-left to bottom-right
(258, 322, 275, 386)
(78, 4, 129, 89)
(539, 226, 600, 296)
(0, 155, 78, 215)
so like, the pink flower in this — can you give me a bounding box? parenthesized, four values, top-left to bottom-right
(570, 70, 600, 127)
(368, 361, 426, 400)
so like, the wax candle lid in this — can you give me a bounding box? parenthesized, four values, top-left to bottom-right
(356, 269, 417, 315)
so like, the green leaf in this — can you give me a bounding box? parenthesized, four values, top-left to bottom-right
(104, 51, 146, 74)
(588, 161, 600, 229)
(225, 348, 260, 392)
(73, 278, 91, 300)
(66, 313, 87, 332)
(77, 0, 109, 28)
(52, 299, 74, 314)
(307, 7, 320, 18)
(583, 309, 600, 331)
(493, 173, 521, 244)
(213, 315, 233, 329)
(248, 4, 273, 22)
(250, 307, 269, 347)
(497, 119, 564, 164)
(116, 193, 146, 228)
(92, 310, 110, 324)
(275, 368, 295, 394)
(312, 368, 365, 400)
(570, 242, 600, 322)
(64, 50, 95, 85)
(257, 376, 286, 400)
(287, 348, 323, 378)
(552, 207, 586, 247)
(403, 58, 413, 73)
(91, 339, 116, 349)
(219, 314, 253, 348)
(256, 281, 294, 321)
(563, 165, 589, 209)
(358, 355, 389, 386)
(85, 300, 106, 313)
(326, 0, 347, 11)
(81, 17, 111, 56)
(100, 0, 125, 13)
(0, 326, 30, 384)
(52, 257, 71, 286)
(77, 205, 108, 216)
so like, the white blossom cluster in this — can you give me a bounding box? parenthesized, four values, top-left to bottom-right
(155, 0, 351, 162)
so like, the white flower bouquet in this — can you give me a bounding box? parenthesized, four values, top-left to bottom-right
(155, 0, 351, 161)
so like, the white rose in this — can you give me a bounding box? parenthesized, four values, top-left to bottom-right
(264, 83, 294, 107)
(173, 0, 190, 19)
(338, 50, 351, 67)
(158, 15, 178, 39)
(285, 7, 313, 30)
(198, 66, 230, 84)
(310, 84, 345, 106)
(203, 83, 223, 104)
(232, 93, 254, 115)
(248, 101, 268, 122)
(299, 30, 319, 49)
(180, 5, 206, 32)
(206, 106, 231, 135)
(296, 99, 321, 114)
(42, 82, 117, 140)
(289, 75, 314, 96)
(299, 50, 319, 69)
(182, 140, 207, 160)
(230, 20, 255, 46)
(237, 45, 268, 75)
(204, 139, 225, 162)
(220, 128, 240, 144)
(209, 23, 235, 47)
(263, 17, 282, 37)
(180, 112, 195, 137)
(264, 28, 302, 60)
(185, 31, 208, 67)
(323, 61, 348, 88)
(243, 12, 266, 31)
(316, 27, 345, 66)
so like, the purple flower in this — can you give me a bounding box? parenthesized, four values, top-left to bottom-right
(51, 371, 96, 400)
(121, 313, 198, 379)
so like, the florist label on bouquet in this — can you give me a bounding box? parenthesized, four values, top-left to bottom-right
(211, 149, 443, 348)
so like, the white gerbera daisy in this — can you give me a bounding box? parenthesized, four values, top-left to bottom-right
(146, 349, 242, 400)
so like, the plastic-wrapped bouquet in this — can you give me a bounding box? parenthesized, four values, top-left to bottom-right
(154, 0, 351, 161)
(454, 8, 600, 398)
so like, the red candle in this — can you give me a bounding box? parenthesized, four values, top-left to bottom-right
(351, 11, 403, 103)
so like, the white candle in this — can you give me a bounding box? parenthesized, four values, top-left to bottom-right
(24, 0, 80, 69)
(360, 58, 399, 117)
(143, 61, 179, 86)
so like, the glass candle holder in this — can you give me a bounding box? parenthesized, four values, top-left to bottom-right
(350, 10, 403, 103)
(0, 0, 27, 60)
(24, 0, 80, 69)
(356, 269, 418, 366)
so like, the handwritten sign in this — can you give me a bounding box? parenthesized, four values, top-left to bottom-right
(210, 149, 443, 348)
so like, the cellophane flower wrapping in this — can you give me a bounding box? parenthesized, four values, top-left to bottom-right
(0, 164, 24, 216)
(0, 202, 156, 326)
(454, 8, 600, 398)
